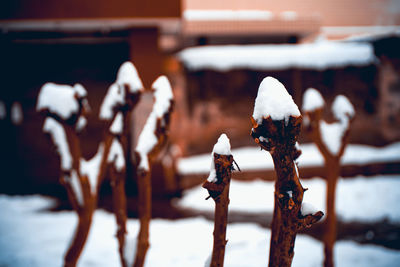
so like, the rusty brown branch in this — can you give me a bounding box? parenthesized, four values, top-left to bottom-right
(251, 115, 323, 267)
(202, 153, 234, 267)
(304, 107, 353, 267)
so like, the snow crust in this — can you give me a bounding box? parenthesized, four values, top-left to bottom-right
(302, 88, 325, 112)
(1, 194, 400, 267)
(43, 117, 72, 171)
(37, 83, 86, 120)
(0, 101, 6, 119)
(107, 138, 125, 172)
(80, 144, 104, 195)
(252, 76, 300, 124)
(135, 76, 173, 171)
(116, 61, 143, 93)
(11, 102, 23, 125)
(207, 134, 232, 182)
(179, 42, 375, 71)
(110, 112, 123, 135)
(301, 202, 319, 216)
(183, 9, 273, 21)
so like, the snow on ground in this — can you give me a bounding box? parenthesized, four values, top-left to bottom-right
(178, 142, 400, 175)
(1, 195, 400, 267)
(175, 175, 400, 223)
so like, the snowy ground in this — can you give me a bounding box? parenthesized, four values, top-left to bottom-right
(177, 142, 400, 175)
(175, 175, 400, 223)
(1, 194, 400, 267)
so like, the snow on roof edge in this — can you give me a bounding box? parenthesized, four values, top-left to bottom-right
(178, 41, 376, 72)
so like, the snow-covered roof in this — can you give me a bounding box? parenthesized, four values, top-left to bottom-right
(183, 9, 274, 21)
(178, 41, 376, 71)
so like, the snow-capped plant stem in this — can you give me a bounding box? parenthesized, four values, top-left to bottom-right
(251, 116, 323, 267)
(203, 152, 233, 267)
(133, 76, 174, 267)
(303, 101, 353, 267)
(61, 124, 96, 267)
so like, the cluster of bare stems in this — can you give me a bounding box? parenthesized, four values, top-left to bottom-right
(251, 115, 324, 267)
(202, 151, 235, 267)
(303, 96, 354, 267)
(39, 66, 173, 267)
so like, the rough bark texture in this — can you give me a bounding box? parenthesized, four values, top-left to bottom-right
(202, 153, 234, 267)
(251, 116, 323, 267)
(303, 108, 353, 267)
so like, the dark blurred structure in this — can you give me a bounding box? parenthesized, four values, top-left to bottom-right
(0, 0, 181, 196)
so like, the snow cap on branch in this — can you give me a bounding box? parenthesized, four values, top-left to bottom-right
(37, 83, 87, 120)
(212, 133, 232, 156)
(43, 117, 72, 171)
(332, 95, 355, 122)
(110, 112, 124, 135)
(135, 75, 174, 171)
(80, 144, 104, 195)
(107, 138, 125, 172)
(207, 133, 231, 182)
(301, 202, 319, 216)
(152, 75, 174, 117)
(99, 62, 143, 120)
(116, 61, 144, 93)
(252, 76, 300, 124)
(302, 88, 325, 112)
(75, 115, 87, 132)
(99, 83, 125, 120)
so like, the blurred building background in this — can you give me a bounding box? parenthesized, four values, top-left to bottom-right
(0, 0, 399, 198)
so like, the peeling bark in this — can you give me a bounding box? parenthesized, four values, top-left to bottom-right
(251, 116, 323, 267)
(203, 153, 234, 267)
